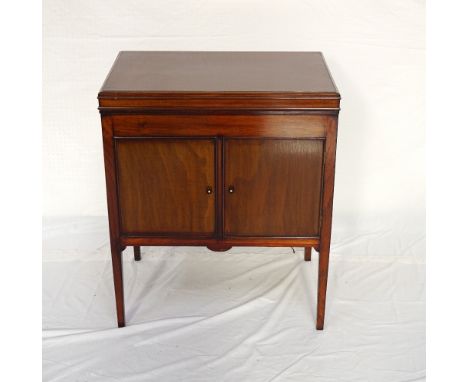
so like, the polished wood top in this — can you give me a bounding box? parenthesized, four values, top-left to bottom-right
(99, 51, 339, 96)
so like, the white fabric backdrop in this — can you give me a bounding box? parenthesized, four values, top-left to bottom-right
(43, 1, 425, 380)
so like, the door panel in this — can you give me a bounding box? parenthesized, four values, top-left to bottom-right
(224, 139, 324, 237)
(116, 138, 215, 235)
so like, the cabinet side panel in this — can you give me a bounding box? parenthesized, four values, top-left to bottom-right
(224, 139, 324, 237)
(116, 138, 215, 235)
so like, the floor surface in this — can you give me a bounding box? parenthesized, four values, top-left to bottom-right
(43, 217, 425, 382)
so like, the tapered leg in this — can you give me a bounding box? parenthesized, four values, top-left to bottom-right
(316, 246, 330, 330)
(111, 246, 125, 327)
(134, 246, 141, 261)
(304, 247, 312, 261)
(316, 116, 338, 330)
(101, 115, 125, 328)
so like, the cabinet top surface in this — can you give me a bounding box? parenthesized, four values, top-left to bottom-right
(99, 51, 339, 96)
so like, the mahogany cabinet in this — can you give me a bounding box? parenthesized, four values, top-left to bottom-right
(98, 52, 340, 329)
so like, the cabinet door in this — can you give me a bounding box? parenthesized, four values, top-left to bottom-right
(116, 139, 215, 235)
(224, 139, 324, 237)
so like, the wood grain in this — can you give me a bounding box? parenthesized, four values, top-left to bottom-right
(224, 139, 324, 237)
(121, 236, 320, 247)
(112, 114, 328, 138)
(98, 52, 340, 111)
(116, 138, 215, 235)
(101, 115, 125, 327)
(99, 52, 338, 93)
(215, 138, 224, 239)
(99, 97, 339, 110)
(316, 116, 338, 330)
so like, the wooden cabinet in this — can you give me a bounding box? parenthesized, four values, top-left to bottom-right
(98, 52, 340, 330)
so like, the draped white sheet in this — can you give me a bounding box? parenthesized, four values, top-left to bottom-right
(43, 217, 425, 381)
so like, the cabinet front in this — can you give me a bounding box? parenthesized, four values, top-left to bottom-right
(116, 138, 215, 235)
(224, 139, 324, 237)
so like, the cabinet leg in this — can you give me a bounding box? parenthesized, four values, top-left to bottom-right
(111, 246, 125, 327)
(316, 116, 337, 330)
(304, 247, 311, 261)
(316, 246, 330, 330)
(133, 246, 141, 261)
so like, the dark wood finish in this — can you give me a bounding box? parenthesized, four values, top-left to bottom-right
(115, 139, 215, 235)
(133, 246, 141, 261)
(99, 97, 339, 110)
(99, 52, 339, 111)
(99, 51, 338, 92)
(215, 138, 224, 239)
(224, 139, 324, 237)
(101, 115, 125, 327)
(206, 244, 232, 252)
(316, 116, 338, 330)
(112, 115, 328, 138)
(98, 52, 340, 329)
(121, 236, 320, 247)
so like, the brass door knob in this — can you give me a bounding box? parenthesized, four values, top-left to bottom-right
(228, 185, 235, 194)
(206, 186, 213, 194)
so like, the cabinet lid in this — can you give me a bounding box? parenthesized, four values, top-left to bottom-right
(98, 51, 340, 112)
